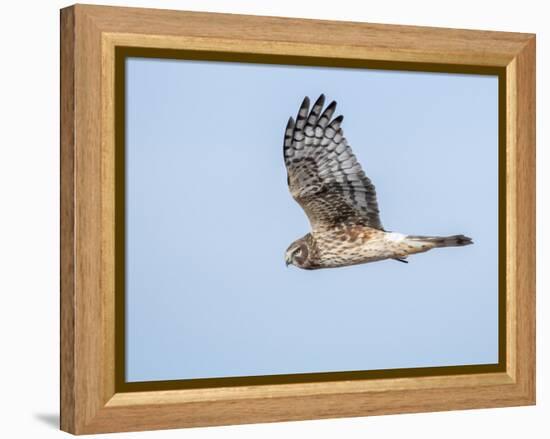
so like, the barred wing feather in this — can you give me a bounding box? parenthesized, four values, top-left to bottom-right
(283, 94, 384, 231)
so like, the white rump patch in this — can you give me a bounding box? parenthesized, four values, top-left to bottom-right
(386, 232, 406, 242)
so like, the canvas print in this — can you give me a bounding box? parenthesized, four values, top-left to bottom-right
(124, 57, 498, 383)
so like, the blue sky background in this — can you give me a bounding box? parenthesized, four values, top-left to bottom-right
(125, 57, 499, 382)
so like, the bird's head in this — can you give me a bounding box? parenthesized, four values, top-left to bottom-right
(285, 237, 312, 269)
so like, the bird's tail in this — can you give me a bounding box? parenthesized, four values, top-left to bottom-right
(406, 234, 473, 248)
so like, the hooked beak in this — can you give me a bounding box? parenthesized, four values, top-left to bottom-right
(285, 254, 292, 267)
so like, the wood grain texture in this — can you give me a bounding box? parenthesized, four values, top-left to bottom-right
(60, 4, 536, 434)
(105, 372, 515, 408)
(506, 58, 518, 382)
(82, 3, 531, 66)
(61, 4, 109, 433)
(75, 7, 104, 429)
(513, 37, 536, 400)
(100, 20, 117, 406)
(85, 383, 531, 434)
(60, 6, 76, 433)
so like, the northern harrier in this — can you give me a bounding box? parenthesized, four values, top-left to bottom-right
(284, 94, 473, 270)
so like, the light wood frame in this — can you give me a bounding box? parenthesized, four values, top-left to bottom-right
(60, 4, 536, 434)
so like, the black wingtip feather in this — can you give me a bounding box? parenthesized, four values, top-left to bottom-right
(314, 94, 326, 106)
(330, 115, 344, 125)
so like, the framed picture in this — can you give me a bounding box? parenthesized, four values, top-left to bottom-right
(60, 4, 536, 435)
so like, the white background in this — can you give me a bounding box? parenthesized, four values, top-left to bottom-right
(0, 0, 546, 437)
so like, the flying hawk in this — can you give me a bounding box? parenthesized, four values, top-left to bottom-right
(284, 94, 473, 270)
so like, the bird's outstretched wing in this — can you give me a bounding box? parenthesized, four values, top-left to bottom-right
(283, 94, 384, 231)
